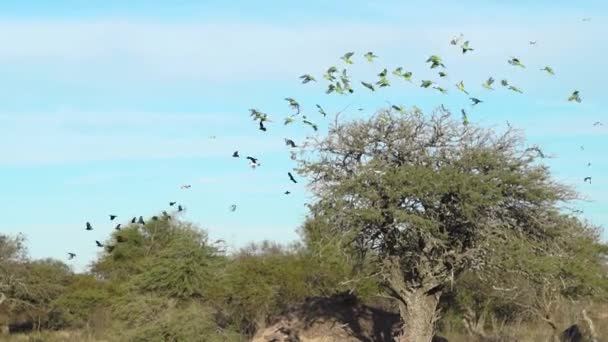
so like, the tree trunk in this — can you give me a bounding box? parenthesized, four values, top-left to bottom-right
(396, 288, 441, 342)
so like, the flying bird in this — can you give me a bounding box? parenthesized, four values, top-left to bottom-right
(285, 98, 300, 114)
(95, 240, 104, 248)
(541, 66, 555, 75)
(247, 156, 260, 169)
(249, 109, 269, 122)
(582, 17, 591, 22)
(568, 91, 582, 103)
(316, 104, 327, 117)
(438, 71, 448, 78)
(361, 81, 375, 92)
(529, 41, 537, 46)
(461, 41, 474, 54)
(86, 222, 93, 231)
(482, 77, 495, 90)
(284, 138, 297, 148)
(584, 177, 592, 184)
(426, 55, 445, 69)
(180, 185, 191, 189)
(433, 86, 448, 94)
(178, 205, 184, 212)
(68, 253, 76, 260)
(232, 151, 239, 158)
(341, 52, 355, 64)
(470, 97, 483, 105)
(109, 215, 117, 221)
(461, 109, 469, 126)
(115, 224, 121, 231)
(456, 81, 469, 95)
(450, 33, 464, 45)
(288, 172, 298, 183)
(323, 66, 338, 81)
(284, 191, 291, 195)
(229, 204, 237, 212)
(364, 52, 378, 62)
(303, 120, 318, 131)
(508, 85, 523, 94)
(169, 202, 176, 206)
(259, 121, 267, 132)
(420, 80, 434, 88)
(391, 105, 405, 113)
(593, 121, 603, 127)
(299, 74, 316, 84)
(508, 57, 525, 68)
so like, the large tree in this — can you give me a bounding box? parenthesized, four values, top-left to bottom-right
(298, 108, 576, 341)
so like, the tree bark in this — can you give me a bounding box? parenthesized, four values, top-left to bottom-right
(395, 288, 441, 342)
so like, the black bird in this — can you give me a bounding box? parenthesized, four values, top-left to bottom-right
(284, 138, 297, 148)
(169, 202, 176, 206)
(284, 191, 291, 195)
(470, 97, 483, 106)
(288, 172, 297, 183)
(85, 222, 93, 231)
(137, 216, 145, 225)
(232, 151, 240, 158)
(109, 215, 117, 220)
(584, 177, 592, 184)
(162, 211, 171, 219)
(95, 240, 104, 248)
(68, 252, 76, 260)
(259, 121, 267, 131)
(178, 205, 184, 212)
(131, 217, 137, 223)
(115, 224, 122, 230)
(151, 216, 159, 221)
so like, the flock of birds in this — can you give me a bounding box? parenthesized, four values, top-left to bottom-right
(69, 21, 600, 261)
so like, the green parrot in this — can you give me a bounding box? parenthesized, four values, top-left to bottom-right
(500, 79, 509, 87)
(303, 119, 318, 131)
(482, 77, 495, 90)
(508, 85, 523, 94)
(324, 66, 338, 81)
(392, 67, 404, 77)
(461, 41, 474, 54)
(249, 109, 269, 122)
(364, 51, 378, 62)
(456, 80, 469, 95)
(299, 74, 316, 84)
(376, 77, 390, 88)
(341, 52, 355, 64)
(316, 104, 327, 117)
(541, 66, 555, 75)
(391, 105, 406, 113)
(461, 109, 469, 125)
(433, 86, 448, 94)
(568, 90, 582, 103)
(508, 57, 525, 68)
(420, 80, 434, 88)
(284, 97, 300, 113)
(426, 55, 445, 69)
(284, 116, 295, 125)
(438, 71, 448, 78)
(402, 71, 413, 82)
(361, 81, 375, 91)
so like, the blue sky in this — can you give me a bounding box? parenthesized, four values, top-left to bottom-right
(0, 1, 606, 272)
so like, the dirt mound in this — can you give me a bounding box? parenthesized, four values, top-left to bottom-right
(252, 292, 401, 342)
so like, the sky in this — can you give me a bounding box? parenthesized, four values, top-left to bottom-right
(0, 1, 606, 272)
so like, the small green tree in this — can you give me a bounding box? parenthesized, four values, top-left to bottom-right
(298, 108, 576, 341)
